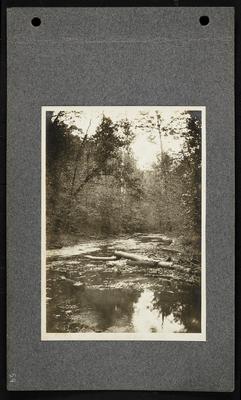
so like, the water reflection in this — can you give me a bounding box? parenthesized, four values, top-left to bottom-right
(47, 280, 201, 334)
(132, 289, 185, 333)
(47, 286, 139, 333)
(46, 238, 201, 334)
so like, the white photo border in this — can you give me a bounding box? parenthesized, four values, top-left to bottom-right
(41, 106, 206, 341)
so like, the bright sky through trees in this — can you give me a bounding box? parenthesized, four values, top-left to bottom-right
(52, 107, 191, 170)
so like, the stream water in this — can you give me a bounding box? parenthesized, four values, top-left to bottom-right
(46, 236, 201, 334)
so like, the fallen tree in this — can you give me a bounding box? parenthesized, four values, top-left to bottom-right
(84, 250, 191, 272)
(114, 250, 150, 261)
(127, 260, 174, 268)
(127, 259, 159, 267)
(114, 250, 173, 267)
(84, 255, 118, 261)
(160, 247, 181, 254)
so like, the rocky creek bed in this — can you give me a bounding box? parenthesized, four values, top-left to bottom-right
(46, 233, 201, 334)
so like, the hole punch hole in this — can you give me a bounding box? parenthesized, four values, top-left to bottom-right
(31, 17, 41, 27)
(199, 16, 209, 26)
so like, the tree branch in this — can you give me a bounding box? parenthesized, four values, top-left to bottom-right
(73, 167, 100, 197)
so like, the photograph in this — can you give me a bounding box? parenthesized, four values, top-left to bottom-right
(41, 106, 205, 340)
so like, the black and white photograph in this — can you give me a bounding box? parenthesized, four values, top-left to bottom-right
(41, 106, 205, 340)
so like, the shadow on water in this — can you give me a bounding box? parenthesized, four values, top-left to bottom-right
(47, 278, 201, 334)
(47, 286, 140, 333)
(46, 237, 201, 334)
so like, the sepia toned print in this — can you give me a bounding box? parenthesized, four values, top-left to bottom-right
(41, 106, 206, 340)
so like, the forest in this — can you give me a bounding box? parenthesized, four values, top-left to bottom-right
(46, 109, 201, 250)
(45, 108, 203, 335)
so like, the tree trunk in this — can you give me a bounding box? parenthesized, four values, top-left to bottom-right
(160, 247, 181, 254)
(114, 251, 173, 267)
(84, 255, 117, 261)
(127, 260, 173, 268)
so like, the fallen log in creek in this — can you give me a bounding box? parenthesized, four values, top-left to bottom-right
(126, 259, 160, 267)
(84, 255, 118, 261)
(84, 250, 189, 272)
(160, 247, 181, 254)
(126, 260, 174, 268)
(114, 250, 151, 262)
(126, 260, 189, 271)
(114, 250, 173, 268)
(114, 251, 191, 271)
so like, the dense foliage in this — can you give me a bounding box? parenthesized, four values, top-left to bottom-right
(46, 110, 201, 247)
